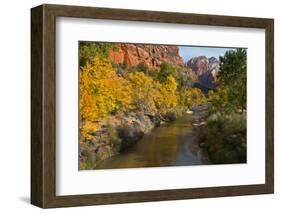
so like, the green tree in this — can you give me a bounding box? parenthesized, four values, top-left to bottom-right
(218, 48, 247, 112)
(135, 62, 149, 74)
(79, 42, 114, 67)
(207, 87, 230, 114)
(157, 63, 177, 83)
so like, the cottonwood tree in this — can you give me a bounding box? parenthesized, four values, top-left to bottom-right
(218, 48, 247, 113)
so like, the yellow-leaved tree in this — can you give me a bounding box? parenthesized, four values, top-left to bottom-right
(207, 87, 230, 113)
(185, 88, 207, 109)
(127, 72, 159, 114)
(80, 57, 132, 141)
(155, 75, 178, 114)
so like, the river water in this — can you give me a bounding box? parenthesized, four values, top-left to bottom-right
(95, 113, 210, 170)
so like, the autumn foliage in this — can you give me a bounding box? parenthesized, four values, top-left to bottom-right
(185, 88, 207, 108)
(79, 45, 207, 142)
(80, 57, 132, 140)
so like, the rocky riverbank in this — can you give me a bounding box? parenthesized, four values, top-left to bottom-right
(79, 111, 168, 169)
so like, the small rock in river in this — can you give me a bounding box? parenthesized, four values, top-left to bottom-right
(186, 110, 194, 114)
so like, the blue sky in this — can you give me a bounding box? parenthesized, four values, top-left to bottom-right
(179, 46, 236, 62)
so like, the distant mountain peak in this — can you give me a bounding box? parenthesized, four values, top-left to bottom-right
(208, 56, 218, 60)
(186, 56, 220, 90)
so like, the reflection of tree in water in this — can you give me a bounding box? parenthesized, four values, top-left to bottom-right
(136, 125, 179, 167)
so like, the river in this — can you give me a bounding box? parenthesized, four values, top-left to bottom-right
(95, 112, 210, 170)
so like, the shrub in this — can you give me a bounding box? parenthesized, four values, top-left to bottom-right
(197, 113, 246, 164)
(157, 63, 177, 83)
(165, 106, 186, 122)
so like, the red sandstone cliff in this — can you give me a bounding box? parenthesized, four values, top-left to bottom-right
(109, 44, 185, 69)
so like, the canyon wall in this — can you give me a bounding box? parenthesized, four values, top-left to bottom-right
(109, 44, 185, 69)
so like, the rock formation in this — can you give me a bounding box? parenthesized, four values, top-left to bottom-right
(208, 57, 220, 80)
(109, 44, 185, 69)
(186, 56, 220, 90)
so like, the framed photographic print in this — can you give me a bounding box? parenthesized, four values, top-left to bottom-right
(31, 4, 274, 208)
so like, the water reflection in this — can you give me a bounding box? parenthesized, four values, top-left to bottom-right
(95, 114, 209, 169)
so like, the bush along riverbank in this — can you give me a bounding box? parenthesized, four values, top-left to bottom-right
(195, 112, 246, 164)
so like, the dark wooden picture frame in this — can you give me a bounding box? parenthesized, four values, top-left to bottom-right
(31, 4, 274, 208)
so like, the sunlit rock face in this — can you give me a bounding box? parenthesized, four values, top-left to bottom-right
(208, 57, 220, 80)
(186, 56, 209, 76)
(186, 56, 220, 90)
(109, 44, 185, 69)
